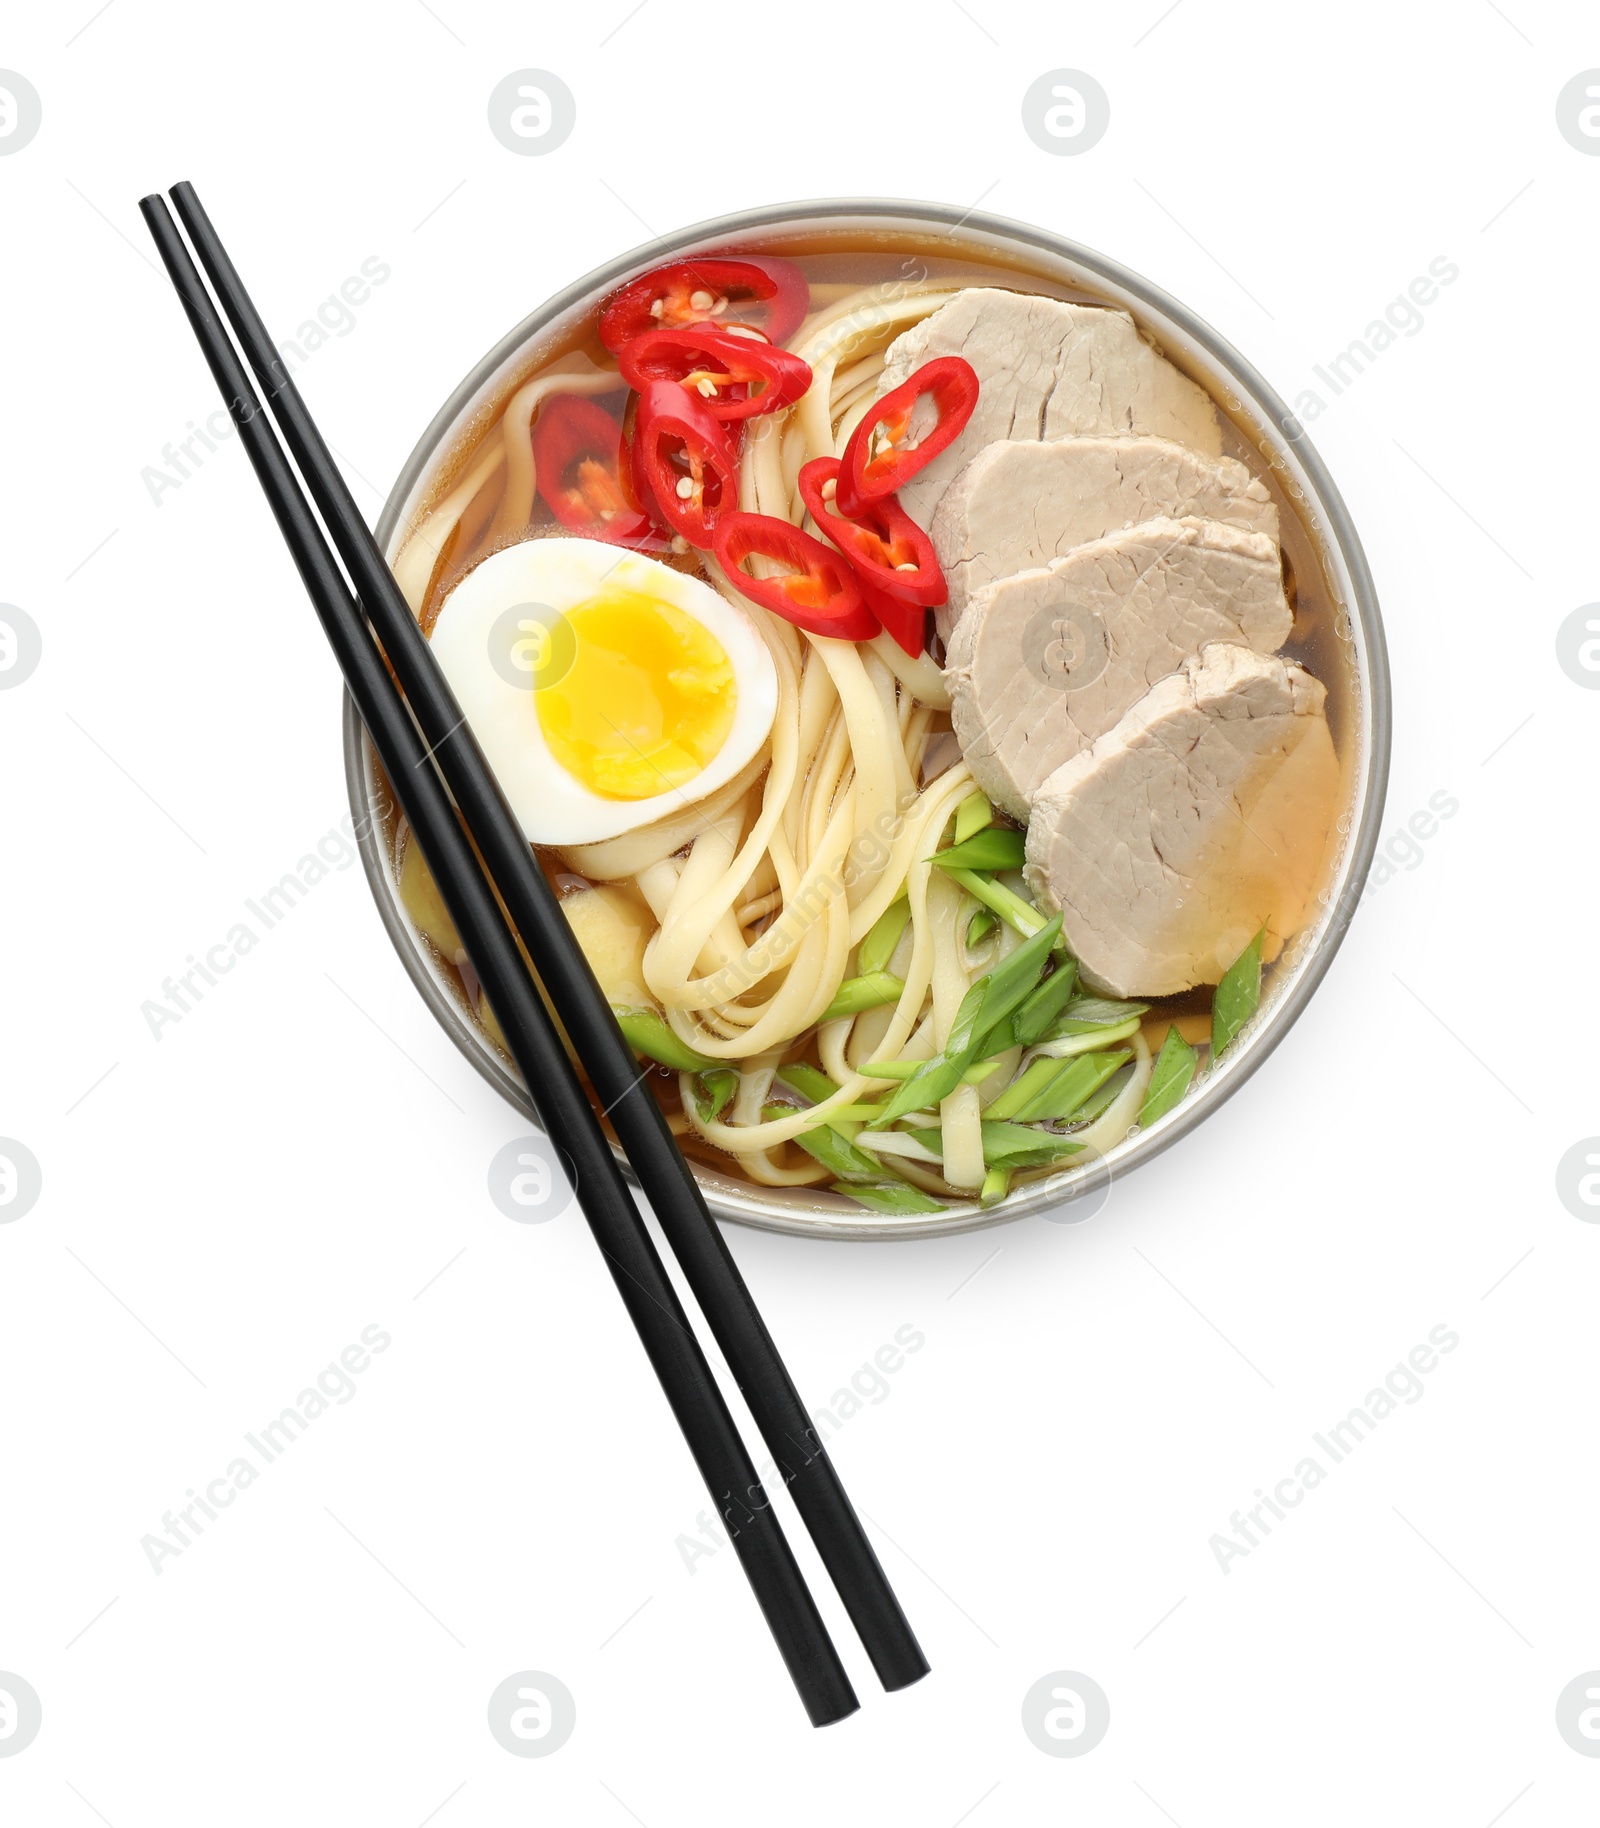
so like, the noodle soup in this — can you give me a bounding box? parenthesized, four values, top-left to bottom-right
(352, 206, 1384, 1234)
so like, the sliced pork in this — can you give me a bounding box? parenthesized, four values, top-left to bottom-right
(945, 517, 1292, 821)
(877, 289, 1221, 530)
(1023, 644, 1341, 999)
(930, 435, 1277, 640)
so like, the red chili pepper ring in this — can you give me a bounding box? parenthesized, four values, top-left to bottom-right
(599, 255, 810, 352)
(836, 356, 980, 519)
(631, 381, 739, 550)
(621, 327, 812, 423)
(532, 393, 663, 552)
(714, 513, 879, 642)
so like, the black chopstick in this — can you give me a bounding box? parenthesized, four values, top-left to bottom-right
(139, 190, 860, 1729)
(165, 180, 929, 1696)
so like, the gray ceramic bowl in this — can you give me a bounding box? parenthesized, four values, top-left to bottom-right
(345, 198, 1390, 1240)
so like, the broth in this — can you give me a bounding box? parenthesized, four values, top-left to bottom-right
(375, 228, 1360, 1205)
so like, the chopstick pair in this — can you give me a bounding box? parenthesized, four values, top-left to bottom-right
(139, 182, 928, 1727)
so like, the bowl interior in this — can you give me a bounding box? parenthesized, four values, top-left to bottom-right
(345, 199, 1390, 1241)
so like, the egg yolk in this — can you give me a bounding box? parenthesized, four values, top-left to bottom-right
(536, 588, 737, 800)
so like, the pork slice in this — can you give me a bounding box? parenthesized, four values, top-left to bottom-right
(946, 516, 1292, 821)
(1023, 644, 1341, 999)
(877, 289, 1222, 531)
(931, 435, 1277, 642)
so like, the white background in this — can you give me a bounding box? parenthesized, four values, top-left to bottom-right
(3, 2, 1598, 1822)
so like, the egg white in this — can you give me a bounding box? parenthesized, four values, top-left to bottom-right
(427, 537, 778, 845)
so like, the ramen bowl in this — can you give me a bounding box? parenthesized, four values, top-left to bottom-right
(345, 198, 1390, 1240)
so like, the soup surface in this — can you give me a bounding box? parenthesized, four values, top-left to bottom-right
(380, 230, 1358, 1215)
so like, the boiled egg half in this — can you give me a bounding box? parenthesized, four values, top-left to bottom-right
(427, 538, 777, 845)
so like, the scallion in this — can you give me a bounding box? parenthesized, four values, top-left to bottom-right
(1032, 1015, 1142, 1057)
(762, 1104, 885, 1183)
(979, 1166, 1012, 1207)
(957, 913, 1064, 1051)
(830, 1180, 946, 1215)
(857, 896, 912, 976)
(1072, 1060, 1135, 1124)
(1055, 995, 1150, 1029)
(691, 1067, 738, 1122)
(1212, 928, 1265, 1057)
(857, 1058, 1000, 1084)
(774, 1061, 839, 1105)
(943, 865, 1052, 940)
(977, 1121, 1085, 1169)
(983, 1055, 1070, 1123)
(930, 826, 1027, 873)
(1140, 1025, 1199, 1126)
(965, 907, 999, 949)
(1017, 1049, 1132, 1123)
(819, 971, 905, 1023)
(861, 1050, 964, 1124)
(1010, 958, 1080, 1047)
(909, 1120, 1085, 1170)
(952, 790, 994, 847)
(613, 1006, 717, 1072)
(869, 914, 1062, 1128)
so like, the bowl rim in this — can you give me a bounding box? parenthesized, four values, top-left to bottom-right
(344, 194, 1392, 1241)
